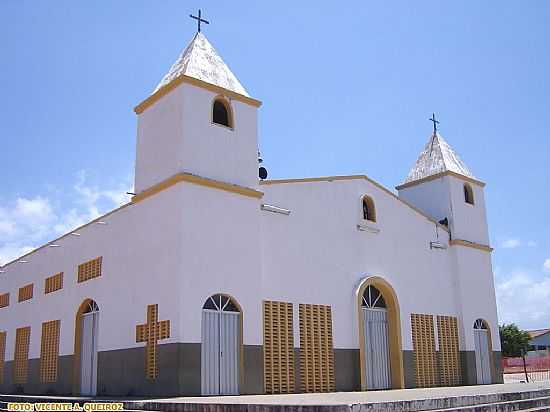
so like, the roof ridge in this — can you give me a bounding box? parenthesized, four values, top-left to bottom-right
(153, 32, 249, 97)
(402, 131, 476, 185)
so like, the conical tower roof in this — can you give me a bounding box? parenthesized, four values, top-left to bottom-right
(402, 132, 476, 185)
(153, 32, 249, 97)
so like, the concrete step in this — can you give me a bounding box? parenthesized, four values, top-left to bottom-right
(3, 386, 550, 412)
(420, 395, 550, 411)
(358, 389, 550, 412)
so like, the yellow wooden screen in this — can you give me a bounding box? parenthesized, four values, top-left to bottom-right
(263, 300, 295, 394)
(0, 331, 6, 384)
(136, 304, 170, 380)
(411, 313, 437, 388)
(45, 272, 63, 294)
(40, 320, 60, 383)
(437, 315, 461, 386)
(18, 284, 33, 302)
(78, 257, 102, 283)
(298, 304, 335, 392)
(0, 293, 9, 308)
(14, 326, 31, 384)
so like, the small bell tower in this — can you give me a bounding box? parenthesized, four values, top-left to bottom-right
(396, 115, 489, 246)
(133, 15, 262, 194)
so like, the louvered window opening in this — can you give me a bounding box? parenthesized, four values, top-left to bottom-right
(263, 300, 295, 394)
(40, 320, 60, 383)
(299, 304, 335, 393)
(411, 313, 437, 388)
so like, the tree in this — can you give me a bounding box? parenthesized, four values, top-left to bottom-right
(499, 323, 531, 357)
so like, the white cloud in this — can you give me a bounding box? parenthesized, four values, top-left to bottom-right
(500, 238, 521, 249)
(0, 171, 132, 265)
(544, 259, 550, 273)
(495, 268, 550, 329)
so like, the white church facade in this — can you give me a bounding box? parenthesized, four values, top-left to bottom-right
(0, 30, 502, 397)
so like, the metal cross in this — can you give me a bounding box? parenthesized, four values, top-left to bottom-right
(429, 113, 440, 134)
(190, 9, 210, 33)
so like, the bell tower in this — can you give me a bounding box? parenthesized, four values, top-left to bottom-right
(396, 119, 501, 384)
(396, 119, 489, 246)
(133, 28, 262, 194)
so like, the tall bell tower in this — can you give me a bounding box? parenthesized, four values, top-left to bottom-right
(396, 118, 501, 384)
(132, 27, 262, 194)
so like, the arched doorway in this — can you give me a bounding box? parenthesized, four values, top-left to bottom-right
(357, 277, 404, 390)
(73, 299, 99, 396)
(201, 294, 242, 395)
(473, 319, 492, 384)
(361, 285, 391, 389)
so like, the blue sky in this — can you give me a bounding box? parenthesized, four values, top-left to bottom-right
(1, 1, 549, 329)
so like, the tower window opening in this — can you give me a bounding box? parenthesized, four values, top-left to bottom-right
(464, 183, 474, 205)
(362, 196, 376, 222)
(212, 98, 232, 128)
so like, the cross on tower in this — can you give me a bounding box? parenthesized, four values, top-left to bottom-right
(136, 304, 170, 380)
(429, 113, 440, 134)
(190, 9, 210, 33)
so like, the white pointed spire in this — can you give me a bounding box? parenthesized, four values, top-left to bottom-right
(403, 132, 476, 184)
(153, 32, 249, 97)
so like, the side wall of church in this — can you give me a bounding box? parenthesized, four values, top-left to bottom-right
(0, 187, 188, 396)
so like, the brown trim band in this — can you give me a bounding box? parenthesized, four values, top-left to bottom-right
(134, 75, 262, 114)
(449, 239, 493, 252)
(395, 171, 486, 190)
(132, 173, 264, 204)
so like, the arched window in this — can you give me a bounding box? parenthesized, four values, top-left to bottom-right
(203, 294, 240, 312)
(83, 300, 100, 314)
(361, 285, 386, 308)
(362, 195, 376, 222)
(212, 98, 232, 128)
(473, 318, 488, 329)
(464, 183, 474, 205)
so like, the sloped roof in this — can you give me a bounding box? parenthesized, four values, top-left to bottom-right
(403, 132, 476, 185)
(527, 328, 550, 339)
(153, 32, 249, 97)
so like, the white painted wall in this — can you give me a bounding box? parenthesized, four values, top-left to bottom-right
(260, 178, 499, 352)
(0, 186, 186, 360)
(135, 82, 259, 193)
(398, 175, 490, 246)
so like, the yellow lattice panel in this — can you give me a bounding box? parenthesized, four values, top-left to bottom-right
(78, 257, 102, 283)
(40, 320, 60, 383)
(14, 326, 31, 384)
(45, 272, 63, 294)
(437, 315, 461, 386)
(0, 293, 9, 308)
(136, 304, 170, 380)
(411, 313, 437, 388)
(0, 331, 6, 384)
(18, 284, 33, 303)
(298, 304, 335, 393)
(263, 300, 295, 394)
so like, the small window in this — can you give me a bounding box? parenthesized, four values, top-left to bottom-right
(464, 183, 474, 205)
(362, 195, 376, 222)
(212, 98, 232, 128)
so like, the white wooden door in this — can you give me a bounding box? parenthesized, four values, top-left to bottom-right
(80, 311, 99, 396)
(201, 309, 240, 395)
(363, 308, 391, 389)
(219, 311, 239, 395)
(474, 329, 492, 384)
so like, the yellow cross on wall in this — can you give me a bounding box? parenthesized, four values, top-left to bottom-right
(136, 304, 170, 380)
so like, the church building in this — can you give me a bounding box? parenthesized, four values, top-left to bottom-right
(0, 25, 502, 397)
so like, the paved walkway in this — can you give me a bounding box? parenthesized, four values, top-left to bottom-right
(146, 382, 550, 405)
(3, 382, 550, 405)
